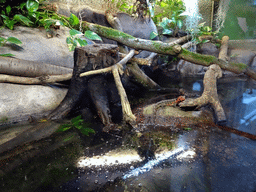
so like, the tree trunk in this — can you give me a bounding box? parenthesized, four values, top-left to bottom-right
(47, 44, 120, 128)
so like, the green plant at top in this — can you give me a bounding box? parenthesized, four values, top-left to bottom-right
(57, 115, 95, 136)
(193, 22, 220, 45)
(152, 0, 185, 24)
(0, 36, 22, 57)
(0, 1, 102, 52)
(66, 13, 102, 51)
(149, 0, 186, 39)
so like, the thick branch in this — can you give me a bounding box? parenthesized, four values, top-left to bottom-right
(82, 22, 182, 55)
(0, 73, 72, 84)
(112, 64, 136, 123)
(218, 36, 229, 61)
(179, 64, 226, 124)
(127, 62, 161, 89)
(57, 14, 256, 80)
(0, 56, 72, 77)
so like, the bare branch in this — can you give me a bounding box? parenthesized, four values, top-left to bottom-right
(0, 73, 72, 84)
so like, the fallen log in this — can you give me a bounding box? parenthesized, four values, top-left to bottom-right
(0, 56, 72, 77)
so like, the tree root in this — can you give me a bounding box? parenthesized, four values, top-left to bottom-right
(179, 64, 226, 124)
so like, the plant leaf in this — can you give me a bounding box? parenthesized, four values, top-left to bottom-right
(26, 0, 39, 13)
(69, 29, 82, 36)
(57, 124, 72, 132)
(150, 31, 158, 40)
(84, 30, 102, 41)
(76, 38, 88, 47)
(7, 37, 22, 45)
(69, 13, 79, 26)
(3, 19, 16, 30)
(162, 28, 173, 35)
(177, 19, 183, 29)
(0, 53, 15, 57)
(71, 115, 83, 124)
(6, 5, 11, 15)
(183, 127, 192, 131)
(0, 36, 6, 43)
(1, 15, 9, 20)
(66, 36, 73, 44)
(14, 14, 33, 26)
(80, 127, 95, 136)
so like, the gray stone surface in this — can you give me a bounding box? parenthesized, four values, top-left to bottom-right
(224, 49, 256, 76)
(0, 83, 67, 125)
(0, 26, 74, 124)
(251, 56, 256, 70)
(198, 42, 219, 58)
(0, 26, 74, 68)
(177, 59, 207, 77)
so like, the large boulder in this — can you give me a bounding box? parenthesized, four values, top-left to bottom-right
(0, 83, 67, 126)
(0, 26, 75, 125)
(0, 26, 74, 68)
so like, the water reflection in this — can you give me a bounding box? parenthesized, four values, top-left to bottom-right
(1, 78, 256, 192)
(223, 81, 256, 135)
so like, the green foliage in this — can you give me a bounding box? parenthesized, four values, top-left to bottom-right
(66, 13, 102, 51)
(183, 127, 192, 131)
(149, 0, 185, 39)
(192, 22, 220, 45)
(152, 0, 185, 23)
(57, 115, 95, 136)
(0, 36, 22, 57)
(0, 1, 102, 52)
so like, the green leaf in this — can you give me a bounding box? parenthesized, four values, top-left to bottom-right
(176, 19, 183, 29)
(57, 124, 72, 132)
(84, 30, 102, 41)
(80, 127, 95, 136)
(198, 22, 206, 28)
(160, 2, 168, 8)
(19, 2, 26, 9)
(3, 19, 16, 30)
(0, 53, 15, 57)
(69, 13, 79, 26)
(26, 0, 39, 13)
(7, 37, 22, 45)
(66, 36, 73, 44)
(159, 17, 171, 29)
(41, 19, 58, 29)
(6, 5, 11, 15)
(162, 28, 173, 35)
(150, 31, 158, 40)
(1, 15, 9, 20)
(13, 14, 33, 26)
(71, 115, 83, 124)
(0, 36, 6, 43)
(76, 38, 88, 47)
(69, 29, 82, 36)
(68, 44, 76, 51)
(201, 39, 210, 44)
(183, 127, 192, 131)
(204, 26, 212, 32)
